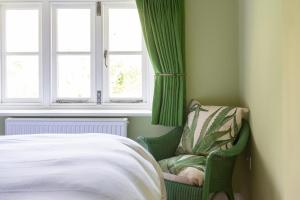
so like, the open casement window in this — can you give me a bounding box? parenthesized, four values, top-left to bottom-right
(0, 4, 42, 103)
(51, 3, 96, 103)
(102, 2, 150, 103)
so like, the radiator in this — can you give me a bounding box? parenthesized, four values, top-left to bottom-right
(5, 118, 128, 137)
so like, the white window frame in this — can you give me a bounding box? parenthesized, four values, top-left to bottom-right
(0, 3, 43, 104)
(0, 0, 153, 112)
(101, 2, 150, 104)
(51, 2, 96, 103)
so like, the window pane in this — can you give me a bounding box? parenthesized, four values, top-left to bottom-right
(57, 9, 90, 52)
(109, 55, 142, 98)
(6, 56, 39, 98)
(57, 55, 91, 98)
(5, 9, 39, 52)
(108, 8, 142, 51)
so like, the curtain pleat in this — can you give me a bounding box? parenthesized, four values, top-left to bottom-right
(136, 0, 185, 126)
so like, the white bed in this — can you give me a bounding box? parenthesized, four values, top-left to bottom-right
(0, 134, 166, 200)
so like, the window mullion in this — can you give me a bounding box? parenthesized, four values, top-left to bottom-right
(102, 3, 109, 103)
(42, 1, 51, 106)
(51, 4, 57, 103)
(90, 3, 96, 103)
(95, 1, 103, 104)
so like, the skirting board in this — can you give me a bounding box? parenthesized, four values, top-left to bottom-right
(212, 193, 243, 200)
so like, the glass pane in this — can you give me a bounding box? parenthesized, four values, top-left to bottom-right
(6, 56, 39, 98)
(109, 55, 142, 98)
(57, 9, 90, 52)
(5, 9, 39, 52)
(108, 8, 142, 51)
(57, 55, 91, 98)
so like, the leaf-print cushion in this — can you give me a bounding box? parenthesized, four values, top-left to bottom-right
(176, 99, 249, 155)
(159, 154, 206, 186)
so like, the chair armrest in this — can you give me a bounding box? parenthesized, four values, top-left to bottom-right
(136, 127, 183, 161)
(202, 121, 250, 196)
(208, 120, 250, 160)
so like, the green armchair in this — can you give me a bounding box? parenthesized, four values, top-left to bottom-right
(137, 120, 250, 200)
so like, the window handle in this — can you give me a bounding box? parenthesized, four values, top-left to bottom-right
(104, 50, 108, 68)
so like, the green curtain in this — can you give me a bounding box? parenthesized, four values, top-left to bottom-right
(136, 0, 185, 126)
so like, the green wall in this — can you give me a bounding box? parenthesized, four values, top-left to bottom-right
(127, 117, 172, 139)
(239, 0, 284, 200)
(283, 0, 300, 199)
(185, 0, 239, 105)
(239, 1, 300, 199)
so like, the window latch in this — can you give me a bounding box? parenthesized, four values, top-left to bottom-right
(96, 2, 101, 16)
(104, 50, 109, 68)
(97, 90, 102, 104)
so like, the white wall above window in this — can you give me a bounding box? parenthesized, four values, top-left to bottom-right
(0, 0, 153, 111)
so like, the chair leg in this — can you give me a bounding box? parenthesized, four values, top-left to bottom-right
(225, 190, 235, 200)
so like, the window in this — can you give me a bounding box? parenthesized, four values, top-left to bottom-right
(1, 5, 42, 102)
(103, 4, 148, 103)
(52, 4, 95, 102)
(0, 1, 151, 109)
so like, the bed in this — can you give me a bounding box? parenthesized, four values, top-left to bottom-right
(0, 134, 166, 200)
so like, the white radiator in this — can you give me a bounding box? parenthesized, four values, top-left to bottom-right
(5, 118, 128, 137)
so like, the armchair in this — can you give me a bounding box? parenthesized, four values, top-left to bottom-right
(137, 120, 250, 200)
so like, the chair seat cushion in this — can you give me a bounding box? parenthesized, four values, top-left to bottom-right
(159, 155, 206, 186)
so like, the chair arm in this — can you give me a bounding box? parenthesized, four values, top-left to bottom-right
(208, 120, 250, 160)
(202, 121, 250, 196)
(136, 127, 183, 161)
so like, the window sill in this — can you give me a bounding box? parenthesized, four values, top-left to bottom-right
(0, 109, 152, 117)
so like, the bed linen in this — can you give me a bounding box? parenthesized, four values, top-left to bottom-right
(0, 134, 166, 200)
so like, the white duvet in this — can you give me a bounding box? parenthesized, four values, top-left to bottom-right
(0, 134, 166, 200)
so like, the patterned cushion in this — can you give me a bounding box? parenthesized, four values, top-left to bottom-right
(176, 100, 248, 155)
(159, 155, 206, 186)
